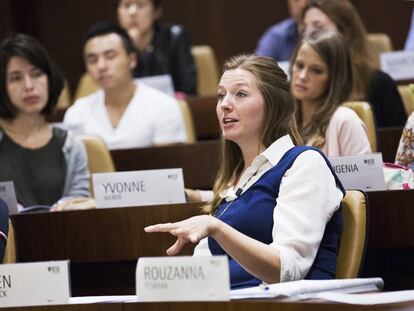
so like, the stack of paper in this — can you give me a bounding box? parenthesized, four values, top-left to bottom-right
(230, 278, 384, 300)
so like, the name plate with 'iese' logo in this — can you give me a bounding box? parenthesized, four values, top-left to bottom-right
(136, 256, 230, 301)
(329, 153, 386, 191)
(0, 261, 70, 308)
(93, 168, 186, 208)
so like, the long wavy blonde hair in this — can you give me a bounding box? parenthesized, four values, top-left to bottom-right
(206, 54, 303, 214)
(291, 30, 353, 148)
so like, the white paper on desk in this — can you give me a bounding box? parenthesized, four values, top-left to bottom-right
(230, 278, 384, 300)
(70, 295, 139, 304)
(316, 290, 414, 305)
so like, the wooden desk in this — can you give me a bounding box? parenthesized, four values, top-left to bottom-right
(110, 141, 221, 190)
(11, 203, 204, 296)
(10, 189, 414, 294)
(4, 299, 414, 311)
(362, 190, 414, 290)
(377, 127, 402, 163)
(186, 95, 220, 140)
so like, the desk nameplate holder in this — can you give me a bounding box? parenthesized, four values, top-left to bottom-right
(93, 168, 186, 208)
(0, 261, 70, 308)
(329, 153, 386, 191)
(136, 256, 230, 301)
(380, 50, 414, 81)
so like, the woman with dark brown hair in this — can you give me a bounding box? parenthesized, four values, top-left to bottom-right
(0, 34, 90, 209)
(146, 54, 344, 289)
(291, 30, 371, 156)
(301, 0, 406, 128)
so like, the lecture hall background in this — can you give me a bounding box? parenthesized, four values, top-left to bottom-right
(0, 0, 411, 93)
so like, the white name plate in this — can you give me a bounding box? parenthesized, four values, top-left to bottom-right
(0, 261, 70, 308)
(380, 50, 414, 80)
(136, 256, 230, 302)
(0, 181, 18, 215)
(329, 153, 386, 191)
(93, 168, 186, 208)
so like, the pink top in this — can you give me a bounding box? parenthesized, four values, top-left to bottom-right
(307, 106, 372, 157)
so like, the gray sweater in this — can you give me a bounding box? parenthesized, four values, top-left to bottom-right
(0, 127, 90, 201)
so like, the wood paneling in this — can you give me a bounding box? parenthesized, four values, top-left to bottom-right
(4, 300, 414, 311)
(11, 203, 204, 295)
(378, 127, 403, 163)
(110, 140, 221, 190)
(2, 0, 411, 95)
(0, 0, 13, 39)
(362, 190, 414, 290)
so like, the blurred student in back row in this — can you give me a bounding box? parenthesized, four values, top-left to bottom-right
(117, 0, 196, 95)
(300, 0, 405, 128)
(64, 22, 187, 150)
(256, 0, 307, 62)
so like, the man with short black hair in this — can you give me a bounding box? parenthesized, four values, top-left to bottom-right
(64, 22, 187, 150)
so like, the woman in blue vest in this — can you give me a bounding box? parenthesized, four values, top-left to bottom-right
(145, 54, 344, 289)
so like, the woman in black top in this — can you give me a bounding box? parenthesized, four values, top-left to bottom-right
(0, 34, 90, 209)
(117, 0, 197, 95)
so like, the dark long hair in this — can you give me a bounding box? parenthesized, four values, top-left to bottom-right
(0, 34, 64, 119)
(291, 30, 353, 148)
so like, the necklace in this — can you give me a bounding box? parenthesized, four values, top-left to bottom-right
(215, 200, 235, 219)
(214, 167, 260, 219)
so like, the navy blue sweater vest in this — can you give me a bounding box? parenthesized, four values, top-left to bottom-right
(208, 146, 345, 289)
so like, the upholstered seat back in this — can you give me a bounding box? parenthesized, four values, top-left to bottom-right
(191, 45, 219, 96)
(398, 85, 414, 116)
(367, 33, 393, 69)
(343, 101, 377, 152)
(336, 190, 368, 278)
(77, 135, 115, 194)
(177, 100, 196, 143)
(3, 219, 15, 263)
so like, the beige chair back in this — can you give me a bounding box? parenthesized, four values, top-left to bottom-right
(77, 135, 115, 194)
(398, 85, 414, 116)
(367, 33, 393, 69)
(336, 190, 367, 278)
(74, 73, 100, 101)
(343, 101, 377, 152)
(191, 45, 219, 96)
(177, 100, 196, 143)
(56, 80, 72, 109)
(3, 219, 16, 263)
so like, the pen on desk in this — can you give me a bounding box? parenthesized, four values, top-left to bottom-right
(259, 282, 269, 290)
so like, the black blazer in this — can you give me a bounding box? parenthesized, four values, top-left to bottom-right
(133, 23, 197, 95)
(368, 70, 406, 128)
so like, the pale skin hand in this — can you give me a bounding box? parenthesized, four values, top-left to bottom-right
(145, 215, 217, 255)
(184, 188, 202, 203)
(127, 28, 141, 48)
(145, 215, 282, 284)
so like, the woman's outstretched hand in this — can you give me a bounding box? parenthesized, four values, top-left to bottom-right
(144, 215, 219, 255)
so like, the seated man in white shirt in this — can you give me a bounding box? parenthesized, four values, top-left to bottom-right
(64, 22, 187, 150)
